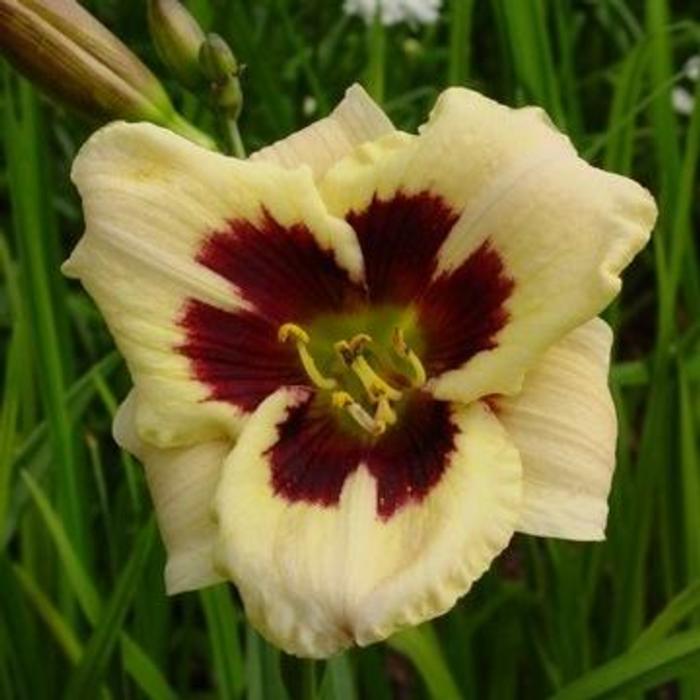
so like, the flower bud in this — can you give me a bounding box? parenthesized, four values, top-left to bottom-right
(199, 33, 239, 82)
(0, 0, 213, 147)
(199, 33, 243, 120)
(148, 0, 205, 90)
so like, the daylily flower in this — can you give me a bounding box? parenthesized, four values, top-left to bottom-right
(63, 85, 657, 658)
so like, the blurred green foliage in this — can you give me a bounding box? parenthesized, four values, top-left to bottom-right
(1, 0, 700, 698)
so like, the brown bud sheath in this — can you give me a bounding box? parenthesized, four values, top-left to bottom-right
(148, 0, 205, 90)
(0, 0, 213, 146)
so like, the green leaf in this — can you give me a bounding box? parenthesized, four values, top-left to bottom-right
(22, 471, 101, 623)
(200, 585, 245, 699)
(551, 629, 700, 699)
(632, 580, 700, 651)
(387, 624, 462, 700)
(64, 520, 156, 700)
(3, 71, 85, 559)
(245, 628, 290, 700)
(11, 563, 83, 664)
(22, 472, 176, 699)
(320, 655, 356, 700)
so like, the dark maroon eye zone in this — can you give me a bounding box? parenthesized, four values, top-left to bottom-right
(346, 191, 514, 376)
(346, 191, 460, 305)
(417, 242, 514, 377)
(177, 191, 514, 418)
(194, 207, 364, 323)
(178, 301, 307, 413)
(267, 388, 458, 519)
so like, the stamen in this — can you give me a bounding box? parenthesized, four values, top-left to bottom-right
(332, 391, 386, 436)
(278, 322, 310, 344)
(392, 327, 427, 388)
(334, 341, 402, 402)
(279, 322, 337, 390)
(375, 396, 397, 425)
(353, 356, 403, 402)
(348, 333, 372, 353)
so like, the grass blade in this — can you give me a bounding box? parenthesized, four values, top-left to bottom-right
(22, 472, 101, 622)
(200, 585, 246, 699)
(320, 654, 356, 700)
(3, 71, 85, 560)
(388, 624, 462, 700)
(552, 629, 700, 700)
(64, 519, 156, 700)
(22, 470, 176, 698)
(11, 563, 83, 664)
(633, 580, 700, 650)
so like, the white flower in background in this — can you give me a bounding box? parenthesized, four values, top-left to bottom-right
(672, 55, 699, 117)
(343, 0, 441, 26)
(672, 87, 695, 116)
(684, 55, 700, 82)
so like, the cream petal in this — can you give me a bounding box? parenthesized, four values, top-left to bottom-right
(250, 84, 394, 178)
(64, 121, 365, 447)
(114, 392, 230, 592)
(319, 88, 656, 404)
(496, 318, 616, 540)
(213, 388, 521, 658)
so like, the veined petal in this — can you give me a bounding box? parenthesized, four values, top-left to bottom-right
(64, 122, 365, 445)
(319, 88, 656, 403)
(213, 388, 521, 658)
(496, 318, 616, 540)
(250, 84, 394, 178)
(114, 392, 229, 592)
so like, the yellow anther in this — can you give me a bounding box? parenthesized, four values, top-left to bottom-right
(279, 322, 336, 390)
(392, 327, 427, 388)
(375, 396, 397, 425)
(332, 390, 354, 408)
(332, 391, 386, 436)
(278, 322, 309, 344)
(348, 333, 372, 353)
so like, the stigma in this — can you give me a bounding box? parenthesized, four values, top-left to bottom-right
(279, 322, 426, 436)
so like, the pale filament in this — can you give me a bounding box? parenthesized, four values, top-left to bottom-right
(332, 391, 386, 436)
(334, 339, 403, 402)
(278, 322, 337, 390)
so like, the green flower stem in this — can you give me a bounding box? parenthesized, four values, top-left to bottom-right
(213, 110, 246, 158)
(366, 15, 385, 104)
(226, 118, 247, 159)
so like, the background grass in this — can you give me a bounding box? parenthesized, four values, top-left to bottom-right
(1, 0, 699, 697)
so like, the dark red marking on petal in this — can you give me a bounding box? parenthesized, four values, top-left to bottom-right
(268, 390, 457, 519)
(178, 208, 365, 413)
(346, 192, 459, 304)
(179, 301, 308, 412)
(196, 208, 363, 324)
(418, 242, 515, 376)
